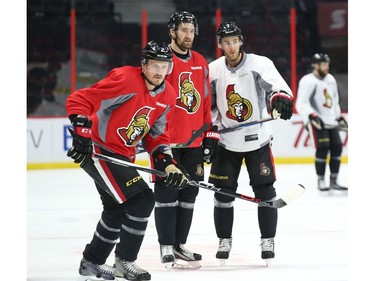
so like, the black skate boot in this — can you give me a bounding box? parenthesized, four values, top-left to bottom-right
(114, 256, 151, 281)
(173, 243, 202, 269)
(261, 238, 275, 266)
(216, 238, 232, 266)
(160, 245, 175, 270)
(77, 257, 114, 280)
(329, 178, 348, 191)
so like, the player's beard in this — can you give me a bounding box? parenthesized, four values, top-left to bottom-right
(225, 50, 242, 68)
(317, 68, 328, 78)
(173, 37, 193, 52)
(144, 73, 164, 88)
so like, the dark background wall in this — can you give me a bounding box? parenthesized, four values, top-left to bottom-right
(27, 0, 348, 116)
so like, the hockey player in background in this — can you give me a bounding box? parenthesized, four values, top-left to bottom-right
(208, 21, 294, 265)
(66, 41, 189, 281)
(296, 53, 348, 192)
(153, 11, 219, 269)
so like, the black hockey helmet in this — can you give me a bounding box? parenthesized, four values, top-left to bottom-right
(142, 41, 173, 62)
(312, 53, 330, 64)
(167, 11, 198, 35)
(216, 21, 243, 42)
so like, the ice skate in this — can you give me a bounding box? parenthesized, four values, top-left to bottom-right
(261, 238, 275, 266)
(216, 238, 232, 266)
(114, 256, 151, 281)
(76, 257, 114, 281)
(317, 179, 330, 192)
(172, 243, 202, 269)
(329, 179, 348, 192)
(160, 245, 175, 270)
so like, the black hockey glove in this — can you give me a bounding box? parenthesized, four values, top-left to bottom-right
(337, 116, 348, 132)
(67, 115, 93, 164)
(270, 92, 294, 120)
(152, 148, 190, 189)
(309, 113, 324, 130)
(202, 126, 220, 164)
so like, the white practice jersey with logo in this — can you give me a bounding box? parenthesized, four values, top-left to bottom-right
(209, 53, 293, 152)
(296, 72, 341, 129)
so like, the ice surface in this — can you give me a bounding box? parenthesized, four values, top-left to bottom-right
(27, 164, 349, 281)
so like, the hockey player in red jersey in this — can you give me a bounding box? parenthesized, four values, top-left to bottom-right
(66, 41, 189, 281)
(153, 11, 219, 269)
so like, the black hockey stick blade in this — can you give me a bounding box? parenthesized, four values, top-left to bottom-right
(173, 122, 210, 148)
(218, 117, 275, 134)
(187, 181, 305, 208)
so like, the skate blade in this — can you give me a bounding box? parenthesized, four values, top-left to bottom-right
(319, 189, 334, 196)
(218, 259, 227, 267)
(265, 258, 273, 267)
(163, 261, 174, 271)
(330, 187, 348, 195)
(172, 259, 201, 270)
(76, 276, 111, 281)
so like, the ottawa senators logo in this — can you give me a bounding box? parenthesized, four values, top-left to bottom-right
(323, 88, 332, 108)
(195, 164, 204, 177)
(117, 107, 153, 147)
(259, 163, 271, 176)
(225, 84, 252, 122)
(176, 72, 200, 113)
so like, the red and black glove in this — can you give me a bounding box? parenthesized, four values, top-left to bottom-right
(202, 126, 220, 164)
(337, 116, 348, 131)
(152, 147, 190, 189)
(309, 113, 324, 130)
(67, 115, 93, 164)
(270, 92, 294, 120)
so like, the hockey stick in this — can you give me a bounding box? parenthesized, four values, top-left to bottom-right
(218, 117, 275, 134)
(93, 153, 305, 209)
(173, 122, 210, 148)
(136, 123, 210, 153)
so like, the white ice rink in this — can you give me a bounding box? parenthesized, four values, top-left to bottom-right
(25, 163, 353, 281)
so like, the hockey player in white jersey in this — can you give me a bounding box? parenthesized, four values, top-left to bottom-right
(208, 21, 294, 265)
(296, 53, 348, 192)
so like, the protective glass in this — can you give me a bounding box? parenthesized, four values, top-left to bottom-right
(145, 60, 174, 75)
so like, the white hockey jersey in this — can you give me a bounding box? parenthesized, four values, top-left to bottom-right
(296, 72, 341, 128)
(209, 53, 293, 152)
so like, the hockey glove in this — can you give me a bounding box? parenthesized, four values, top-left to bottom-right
(309, 113, 323, 130)
(152, 148, 190, 189)
(202, 126, 220, 164)
(270, 92, 294, 120)
(337, 116, 348, 131)
(67, 115, 93, 164)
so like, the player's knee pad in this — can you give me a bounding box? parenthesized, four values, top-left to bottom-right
(214, 187, 236, 204)
(330, 143, 343, 157)
(179, 184, 199, 203)
(154, 182, 179, 203)
(316, 146, 330, 159)
(135, 188, 155, 216)
(253, 184, 276, 201)
(101, 208, 124, 228)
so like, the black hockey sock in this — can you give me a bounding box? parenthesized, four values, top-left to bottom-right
(214, 205, 234, 238)
(154, 204, 177, 245)
(176, 204, 194, 244)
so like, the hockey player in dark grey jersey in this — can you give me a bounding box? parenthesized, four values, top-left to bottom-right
(296, 53, 348, 192)
(208, 21, 294, 265)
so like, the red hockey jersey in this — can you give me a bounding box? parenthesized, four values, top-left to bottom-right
(66, 66, 176, 162)
(165, 50, 212, 147)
